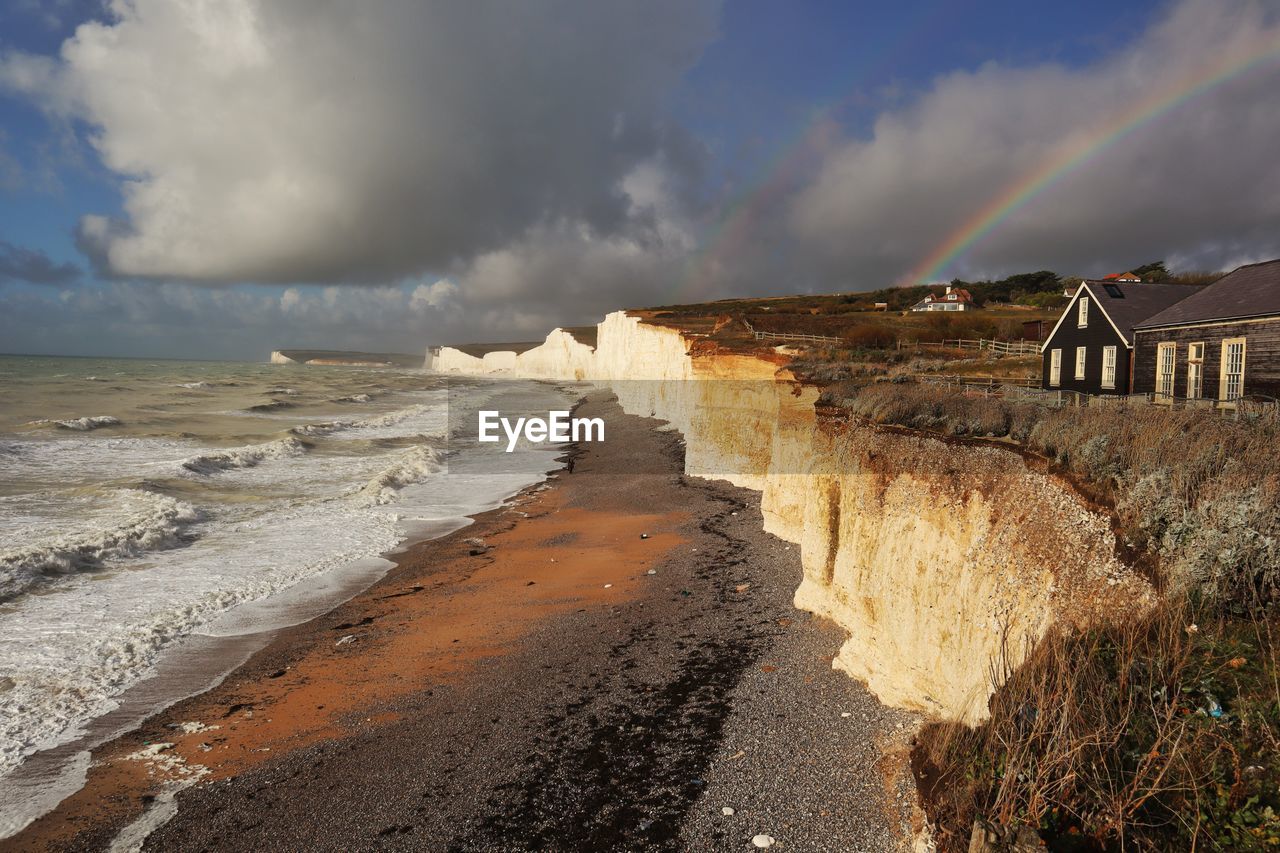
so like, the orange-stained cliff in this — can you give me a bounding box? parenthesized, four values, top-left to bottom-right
(427, 311, 1153, 723)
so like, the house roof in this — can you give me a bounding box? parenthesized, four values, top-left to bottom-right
(921, 286, 967, 300)
(1084, 282, 1204, 345)
(1104, 271, 1141, 281)
(1044, 281, 1203, 349)
(917, 287, 973, 304)
(1134, 259, 1280, 329)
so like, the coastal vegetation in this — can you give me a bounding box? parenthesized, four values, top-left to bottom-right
(833, 384, 1280, 849)
(677, 275, 1278, 848)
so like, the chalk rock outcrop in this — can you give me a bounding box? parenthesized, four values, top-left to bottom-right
(428, 311, 1152, 722)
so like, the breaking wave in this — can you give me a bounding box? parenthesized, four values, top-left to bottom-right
(55, 416, 121, 431)
(179, 437, 308, 475)
(247, 400, 294, 412)
(0, 490, 201, 601)
(350, 446, 444, 506)
(335, 393, 373, 403)
(289, 402, 443, 439)
(176, 379, 240, 389)
(290, 421, 350, 437)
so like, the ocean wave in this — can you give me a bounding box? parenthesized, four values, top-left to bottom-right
(335, 393, 373, 403)
(55, 416, 121, 431)
(265, 387, 298, 395)
(179, 437, 308, 474)
(350, 446, 443, 506)
(176, 381, 212, 389)
(288, 402, 439, 438)
(246, 400, 293, 412)
(0, 490, 201, 601)
(358, 405, 423, 426)
(290, 421, 350, 437)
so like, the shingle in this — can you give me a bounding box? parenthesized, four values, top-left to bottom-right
(1136, 259, 1280, 329)
(1083, 282, 1204, 345)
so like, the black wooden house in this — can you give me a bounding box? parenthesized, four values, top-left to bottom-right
(1132, 259, 1280, 404)
(1040, 282, 1202, 395)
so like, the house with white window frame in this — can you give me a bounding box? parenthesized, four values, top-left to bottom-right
(1039, 280, 1203, 396)
(909, 285, 978, 312)
(1132, 259, 1280, 405)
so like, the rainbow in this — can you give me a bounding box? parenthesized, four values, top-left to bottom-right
(903, 29, 1280, 285)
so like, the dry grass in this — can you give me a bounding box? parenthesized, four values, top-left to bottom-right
(915, 603, 1280, 851)
(846, 383, 1280, 849)
(1029, 407, 1280, 610)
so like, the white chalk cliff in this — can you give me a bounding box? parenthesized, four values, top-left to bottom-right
(429, 312, 1152, 723)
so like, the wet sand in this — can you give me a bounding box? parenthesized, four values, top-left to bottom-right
(6, 391, 916, 852)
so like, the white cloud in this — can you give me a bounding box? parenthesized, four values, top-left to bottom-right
(2, 0, 717, 286)
(409, 279, 458, 312)
(783, 0, 1280, 285)
(279, 287, 301, 313)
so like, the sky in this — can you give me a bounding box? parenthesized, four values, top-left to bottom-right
(1, 0, 1279, 359)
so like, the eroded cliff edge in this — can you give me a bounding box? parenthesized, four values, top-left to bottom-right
(429, 312, 1152, 724)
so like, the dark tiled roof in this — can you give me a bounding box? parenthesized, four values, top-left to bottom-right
(1083, 282, 1204, 345)
(1135, 259, 1280, 329)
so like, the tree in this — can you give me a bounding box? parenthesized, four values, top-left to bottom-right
(1131, 261, 1170, 281)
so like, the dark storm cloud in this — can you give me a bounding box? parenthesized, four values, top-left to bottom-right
(0, 240, 80, 286)
(2, 0, 718, 286)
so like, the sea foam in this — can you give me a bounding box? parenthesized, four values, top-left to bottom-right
(0, 490, 200, 601)
(351, 446, 444, 506)
(54, 416, 121, 431)
(179, 437, 308, 475)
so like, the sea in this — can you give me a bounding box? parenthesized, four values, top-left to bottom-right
(0, 354, 578, 836)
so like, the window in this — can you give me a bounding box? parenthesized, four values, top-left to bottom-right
(1077, 297, 1088, 327)
(1075, 347, 1086, 380)
(1049, 349, 1061, 386)
(1156, 342, 1176, 397)
(1187, 342, 1204, 400)
(1220, 338, 1247, 402)
(1101, 346, 1117, 389)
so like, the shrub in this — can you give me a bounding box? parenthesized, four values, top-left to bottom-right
(1025, 408, 1280, 609)
(914, 604, 1280, 851)
(840, 324, 897, 349)
(836, 371, 1280, 852)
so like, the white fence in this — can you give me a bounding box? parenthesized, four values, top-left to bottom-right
(751, 332, 1043, 352)
(751, 330, 844, 346)
(940, 338, 1041, 356)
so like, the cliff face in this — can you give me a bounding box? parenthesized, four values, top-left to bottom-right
(430, 312, 1153, 723)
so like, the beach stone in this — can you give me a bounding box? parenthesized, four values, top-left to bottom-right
(722, 807, 735, 816)
(752, 833, 775, 848)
